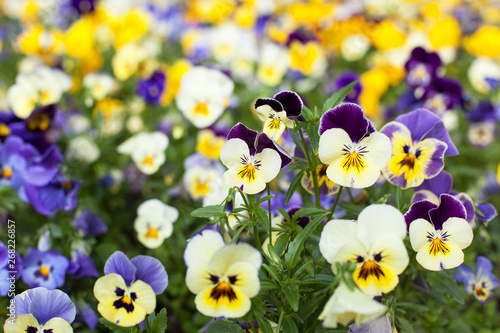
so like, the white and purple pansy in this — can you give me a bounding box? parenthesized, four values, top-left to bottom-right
(453, 256, 499, 304)
(404, 47, 442, 88)
(93, 251, 168, 327)
(405, 194, 474, 271)
(254, 90, 303, 141)
(4, 287, 76, 333)
(412, 171, 498, 227)
(381, 109, 458, 189)
(317, 103, 391, 188)
(421, 77, 463, 116)
(220, 123, 292, 195)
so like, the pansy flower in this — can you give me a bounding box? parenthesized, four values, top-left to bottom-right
(220, 123, 291, 195)
(331, 71, 361, 103)
(412, 171, 498, 227)
(453, 256, 499, 304)
(404, 47, 442, 88)
(184, 230, 262, 318)
(4, 287, 76, 333)
(136, 70, 166, 105)
(176, 66, 234, 128)
(117, 131, 169, 175)
(318, 103, 391, 188)
(254, 90, 303, 141)
(94, 251, 168, 327)
(318, 282, 387, 329)
(320, 204, 409, 296)
(381, 109, 458, 189)
(134, 199, 179, 249)
(22, 248, 70, 289)
(421, 77, 463, 116)
(183, 153, 225, 200)
(73, 208, 108, 237)
(405, 194, 473, 271)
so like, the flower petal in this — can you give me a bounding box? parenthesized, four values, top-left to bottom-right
(130, 256, 169, 294)
(220, 139, 250, 169)
(195, 284, 251, 318)
(184, 230, 225, 267)
(319, 103, 374, 142)
(357, 204, 407, 249)
(273, 90, 303, 117)
(103, 252, 136, 286)
(210, 243, 262, 273)
(442, 217, 473, 249)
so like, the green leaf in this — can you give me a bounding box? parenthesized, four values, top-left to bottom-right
(260, 279, 279, 291)
(323, 81, 358, 112)
(149, 308, 168, 333)
(285, 171, 305, 206)
(301, 105, 314, 121)
(281, 282, 300, 312)
(397, 302, 429, 312)
(253, 312, 274, 333)
(254, 207, 270, 230)
(285, 212, 329, 269)
(257, 194, 275, 205)
(306, 122, 320, 153)
(338, 202, 364, 215)
(293, 207, 330, 218)
(262, 263, 281, 282)
(397, 317, 416, 333)
(206, 320, 246, 333)
(273, 234, 290, 257)
(98, 318, 134, 332)
(427, 271, 464, 304)
(281, 316, 299, 333)
(191, 205, 226, 218)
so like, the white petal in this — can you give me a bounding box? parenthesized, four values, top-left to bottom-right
(416, 242, 464, 271)
(409, 219, 435, 252)
(185, 261, 217, 294)
(318, 128, 351, 165)
(357, 204, 407, 250)
(220, 139, 250, 169)
(255, 104, 275, 122)
(359, 132, 392, 170)
(210, 243, 262, 273)
(253, 149, 281, 182)
(319, 219, 358, 266)
(222, 166, 266, 194)
(442, 217, 474, 249)
(225, 261, 261, 297)
(184, 230, 225, 267)
(370, 236, 409, 275)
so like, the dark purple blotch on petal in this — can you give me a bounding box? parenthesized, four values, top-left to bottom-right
(273, 90, 303, 117)
(227, 123, 259, 156)
(428, 194, 467, 230)
(254, 98, 283, 112)
(319, 103, 375, 143)
(454, 193, 475, 224)
(404, 200, 437, 231)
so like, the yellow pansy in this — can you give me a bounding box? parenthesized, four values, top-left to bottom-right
(287, 0, 335, 27)
(196, 129, 226, 159)
(428, 17, 461, 49)
(161, 59, 192, 107)
(369, 20, 406, 51)
(463, 26, 500, 58)
(289, 40, 326, 76)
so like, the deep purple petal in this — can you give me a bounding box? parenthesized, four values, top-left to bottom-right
(103, 251, 136, 286)
(428, 194, 467, 230)
(227, 123, 258, 156)
(319, 103, 374, 142)
(256, 133, 292, 168)
(130, 256, 168, 294)
(476, 203, 498, 223)
(254, 98, 283, 112)
(414, 171, 452, 196)
(29, 288, 76, 325)
(404, 200, 437, 231)
(454, 193, 475, 224)
(273, 90, 303, 117)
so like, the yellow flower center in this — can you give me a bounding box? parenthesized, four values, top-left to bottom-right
(39, 265, 50, 277)
(39, 90, 50, 103)
(194, 182, 210, 196)
(193, 102, 209, 116)
(268, 117, 281, 130)
(0, 124, 10, 136)
(210, 281, 237, 302)
(121, 295, 132, 305)
(238, 163, 257, 182)
(357, 260, 385, 281)
(145, 227, 159, 239)
(264, 67, 275, 78)
(143, 155, 154, 165)
(341, 150, 365, 173)
(2, 167, 12, 179)
(428, 237, 450, 256)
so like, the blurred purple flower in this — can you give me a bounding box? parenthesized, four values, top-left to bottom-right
(22, 248, 70, 289)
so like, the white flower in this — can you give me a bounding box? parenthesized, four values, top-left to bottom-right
(468, 57, 500, 94)
(319, 282, 387, 328)
(117, 132, 169, 175)
(66, 136, 101, 164)
(83, 72, 116, 100)
(176, 67, 234, 128)
(134, 199, 179, 249)
(256, 42, 290, 86)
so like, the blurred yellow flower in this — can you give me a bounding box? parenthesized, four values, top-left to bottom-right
(289, 40, 326, 76)
(369, 20, 406, 51)
(186, 0, 236, 24)
(428, 17, 461, 49)
(463, 26, 500, 58)
(160, 59, 192, 107)
(18, 25, 64, 60)
(287, 0, 334, 27)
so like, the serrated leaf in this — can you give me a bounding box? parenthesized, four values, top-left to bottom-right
(206, 320, 246, 333)
(285, 171, 304, 206)
(323, 81, 358, 112)
(257, 194, 275, 205)
(150, 308, 168, 333)
(285, 213, 329, 269)
(253, 312, 274, 333)
(281, 282, 300, 312)
(338, 202, 364, 215)
(282, 316, 299, 333)
(254, 207, 270, 230)
(191, 205, 226, 218)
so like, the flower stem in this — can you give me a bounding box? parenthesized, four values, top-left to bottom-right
(328, 186, 344, 220)
(276, 310, 285, 333)
(267, 184, 273, 247)
(296, 121, 321, 208)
